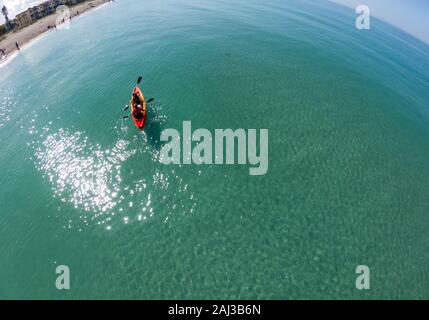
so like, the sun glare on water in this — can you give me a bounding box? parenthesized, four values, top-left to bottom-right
(32, 126, 196, 231)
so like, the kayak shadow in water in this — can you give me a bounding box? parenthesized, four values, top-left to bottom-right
(144, 104, 166, 151)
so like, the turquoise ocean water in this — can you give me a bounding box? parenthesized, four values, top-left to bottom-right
(1, 0, 429, 299)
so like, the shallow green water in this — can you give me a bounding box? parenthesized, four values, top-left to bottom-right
(1, 0, 429, 299)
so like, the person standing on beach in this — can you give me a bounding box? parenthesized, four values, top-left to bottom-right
(15, 42, 20, 51)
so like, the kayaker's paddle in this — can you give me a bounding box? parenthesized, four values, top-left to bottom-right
(123, 77, 144, 112)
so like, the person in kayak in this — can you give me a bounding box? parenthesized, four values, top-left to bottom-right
(132, 93, 144, 119)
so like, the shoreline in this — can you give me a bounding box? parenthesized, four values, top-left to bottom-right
(0, 0, 111, 67)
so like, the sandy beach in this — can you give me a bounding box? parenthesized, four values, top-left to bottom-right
(0, 0, 110, 60)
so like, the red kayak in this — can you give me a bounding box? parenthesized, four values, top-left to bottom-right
(130, 86, 147, 129)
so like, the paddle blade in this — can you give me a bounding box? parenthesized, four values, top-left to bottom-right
(146, 98, 154, 104)
(137, 76, 142, 84)
(123, 116, 129, 119)
(124, 105, 130, 111)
